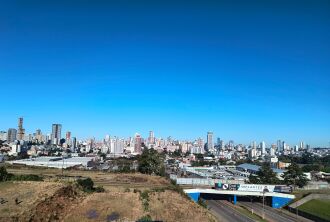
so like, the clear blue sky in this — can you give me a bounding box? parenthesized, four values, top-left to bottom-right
(0, 0, 329, 147)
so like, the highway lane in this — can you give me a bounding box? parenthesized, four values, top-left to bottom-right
(238, 201, 312, 222)
(207, 200, 256, 222)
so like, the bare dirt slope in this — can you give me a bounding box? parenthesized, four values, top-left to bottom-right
(64, 189, 215, 222)
(1, 176, 216, 222)
(0, 181, 63, 221)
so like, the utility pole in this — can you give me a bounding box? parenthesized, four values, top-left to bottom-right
(296, 201, 299, 221)
(62, 154, 64, 179)
(262, 187, 267, 220)
(262, 192, 265, 219)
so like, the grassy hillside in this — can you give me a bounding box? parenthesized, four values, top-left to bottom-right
(0, 171, 216, 222)
(297, 199, 330, 221)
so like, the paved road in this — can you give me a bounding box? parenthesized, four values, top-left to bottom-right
(239, 201, 312, 222)
(207, 200, 255, 222)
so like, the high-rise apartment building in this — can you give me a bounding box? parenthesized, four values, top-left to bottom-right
(35, 129, 42, 142)
(220, 140, 225, 150)
(277, 140, 282, 152)
(270, 147, 275, 156)
(217, 137, 221, 146)
(134, 133, 142, 153)
(261, 141, 266, 155)
(252, 141, 257, 149)
(299, 141, 304, 150)
(148, 131, 155, 145)
(207, 132, 214, 152)
(51, 124, 62, 145)
(282, 141, 287, 151)
(112, 137, 124, 154)
(17, 117, 25, 140)
(72, 137, 77, 151)
(66, 131, 71, 145)
(7, 128, 17, 143)
(249, 147, 257, 158)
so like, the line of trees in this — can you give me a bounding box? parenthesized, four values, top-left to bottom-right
(248, 163, 308, 189)
(0, 166, 43, 182)
(279, 152, 330, 173)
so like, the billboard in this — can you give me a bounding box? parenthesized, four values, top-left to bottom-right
(236, 184, 275, 192)
(214, 183, 292, 193)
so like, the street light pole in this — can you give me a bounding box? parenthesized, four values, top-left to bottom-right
(262, 192, 265, 219)
(296, 201, 299, 221)
(62, 154, 64, 179)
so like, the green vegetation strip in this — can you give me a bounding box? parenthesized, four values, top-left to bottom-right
(297, 199, 330, 221)
(236, 206, 268, 222)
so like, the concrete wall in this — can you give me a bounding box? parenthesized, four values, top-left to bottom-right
(272, 196, 292, 208)
(300, 183, 330, 190)
(187, 192, 200, 202)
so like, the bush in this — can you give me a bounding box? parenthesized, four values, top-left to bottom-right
(76, 178, 105, 193)
(94, 186, 105, 193)
(1, 166, 43, 182)
(137, 215, 152, 222)
(197, 198, 208, 208)
(140, 190, 149, 200)
(10, 174, 43, 181)
(77, 178, 94, 192)
(140, 190, 150, 211)
(0, 166, 9, 182)
(152, 187, 165, 192)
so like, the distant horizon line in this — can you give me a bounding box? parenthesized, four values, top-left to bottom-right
(1, 117, 329, 148)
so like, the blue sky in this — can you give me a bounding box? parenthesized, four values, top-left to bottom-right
(0, 0, 329, 146)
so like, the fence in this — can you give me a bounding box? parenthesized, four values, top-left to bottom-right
(286, 206, 329, 222)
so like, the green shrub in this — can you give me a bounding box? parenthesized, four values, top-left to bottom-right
(197, 198, 207, 208)
(137, 215, 152, 222)
(1, 167, 43, 182)
(152, 187, 165, 192)
(140, 190, 150, 211)
(94, 186, 105, 193)
(76, 178, 105, 193)
(140, 190, 149, 200)
(10, 174, 43, 181)
(76, 178, 94, 192)
(0, 166, 9, 182)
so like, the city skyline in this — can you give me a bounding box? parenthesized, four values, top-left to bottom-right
(0, 116, 327, 148)
(0, 1, 329, 146)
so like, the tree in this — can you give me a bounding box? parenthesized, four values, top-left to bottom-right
(0, 166, 9, 182)
(283, 162, 308, 189)
(248, 174, 260, 184)
(138, 148, 165, 176)
(248, 163, 279, 184)
(170, 148, 182, 157)
(301, 164, 321, 172)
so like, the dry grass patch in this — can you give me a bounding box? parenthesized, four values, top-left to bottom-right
(0, 181, 63, 221)
(112, 173, 169, 185)
(148, 190, 216, 222)
(64, 191, 144, 222)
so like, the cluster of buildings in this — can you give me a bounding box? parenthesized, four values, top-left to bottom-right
(0, 117, 325, 164)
